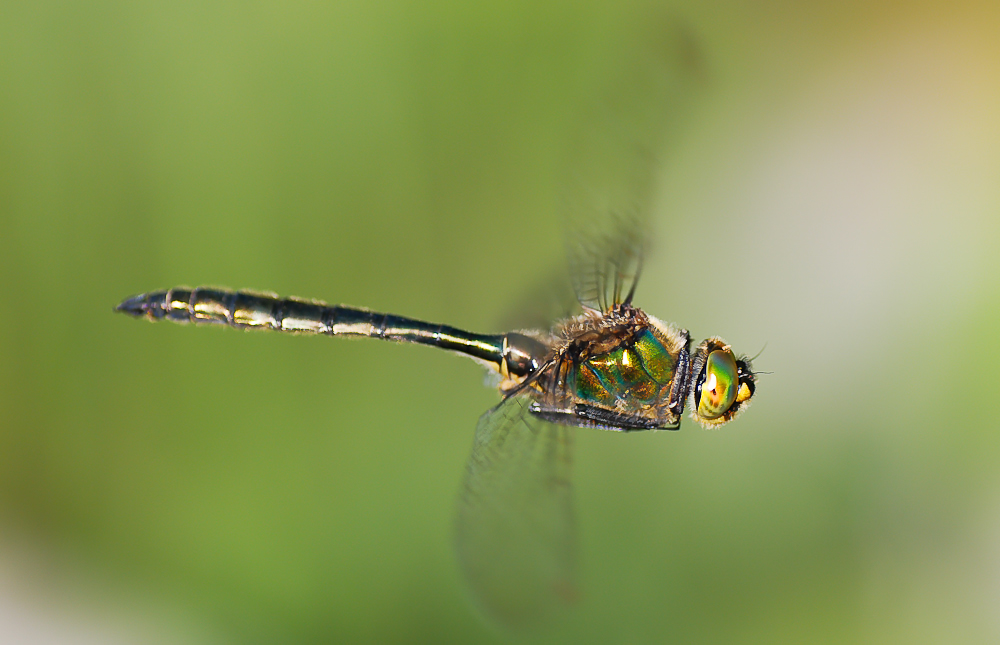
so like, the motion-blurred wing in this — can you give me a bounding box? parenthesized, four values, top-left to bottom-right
(455, 394, 576, 630)
(563, 15, 706, 311)
(567, 213, 646, 311)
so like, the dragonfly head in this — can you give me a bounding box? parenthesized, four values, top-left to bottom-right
(689, 337, 756, 428)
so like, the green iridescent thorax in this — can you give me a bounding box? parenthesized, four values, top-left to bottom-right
(569, 327, 677, 410)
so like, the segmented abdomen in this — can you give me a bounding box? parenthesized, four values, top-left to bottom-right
(118, 286, 400, 335)
(116, 286, 548, 377)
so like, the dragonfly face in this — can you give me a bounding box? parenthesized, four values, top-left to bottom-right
(689, 337, 756, 427)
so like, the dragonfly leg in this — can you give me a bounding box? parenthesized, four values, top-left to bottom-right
(528, 402, 668, 431)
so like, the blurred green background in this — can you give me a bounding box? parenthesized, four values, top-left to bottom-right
(2, 1, 1000, 643)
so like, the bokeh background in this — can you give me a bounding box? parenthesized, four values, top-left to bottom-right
(2, 1, 1000, 643)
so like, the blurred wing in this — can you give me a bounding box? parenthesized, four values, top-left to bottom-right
(567, 213, 646, 311)
(497, 267, 577, 333)
(562, 15, 706, 311)
(455, 394, 576, 630)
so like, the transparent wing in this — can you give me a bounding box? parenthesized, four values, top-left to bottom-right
(497, 268, 577, 333)
(567, 213, 646, 311)
(562, 15, 705, 311)
(454, 394, 576, 630)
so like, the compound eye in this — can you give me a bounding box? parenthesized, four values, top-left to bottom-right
(697, 349, 739, 420)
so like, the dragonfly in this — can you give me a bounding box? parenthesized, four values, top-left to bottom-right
(115, 223, 757, 628)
